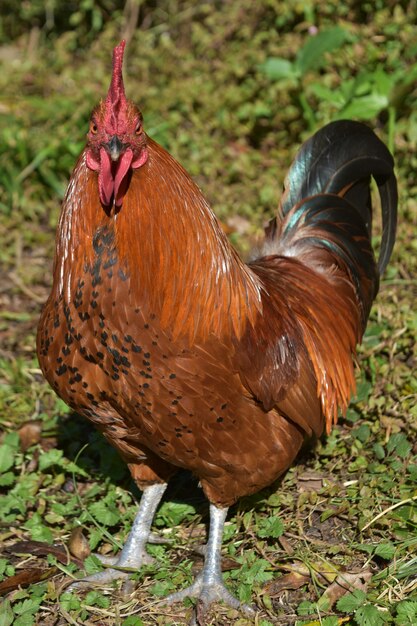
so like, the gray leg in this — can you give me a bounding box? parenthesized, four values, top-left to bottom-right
(69, 482, 167, 588)
(161, 504, 256, 621)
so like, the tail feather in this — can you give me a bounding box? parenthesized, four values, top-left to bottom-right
(276, 120, 397, 275)
(373, 169, 397, 274)
(284, 195, 377, 319)
(242, 121, 398, 434)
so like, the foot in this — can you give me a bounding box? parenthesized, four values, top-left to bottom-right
(67, 546, 155, 590)
(91, 531, 171, 568)
(161, 571, 255, 619)
(67, 483, 167, 591)
(158, 504, 257, 624)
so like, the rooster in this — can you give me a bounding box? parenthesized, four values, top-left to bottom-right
(37, 40, 397, 620)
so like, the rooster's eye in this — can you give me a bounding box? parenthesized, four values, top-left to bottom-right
(135, 122, 142, 135)
(90, 122, 98, 134)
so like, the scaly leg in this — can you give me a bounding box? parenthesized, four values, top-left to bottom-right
(69, 482, 167, 588)
(161, 504, 256, 622)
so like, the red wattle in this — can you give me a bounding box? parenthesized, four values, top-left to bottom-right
(114, 148, 133, 207)
(132, 147, 149, 169)
(86, 151, 100, 171)
(87, 145, 149, 208)
(98, 148, 114, 207)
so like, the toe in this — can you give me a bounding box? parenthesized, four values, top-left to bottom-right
(158, 575, 203, 606)
(159, 576, 257, 618)
(67, 566, 129, 592)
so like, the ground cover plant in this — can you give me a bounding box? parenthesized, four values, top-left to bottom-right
(0, 1, 416, 624)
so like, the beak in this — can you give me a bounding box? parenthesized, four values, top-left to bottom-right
(103, 135, 126, 162)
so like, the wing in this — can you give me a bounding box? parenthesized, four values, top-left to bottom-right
(236, 253, 359, 437)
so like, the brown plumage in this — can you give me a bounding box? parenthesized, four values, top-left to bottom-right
(37, 41, 397, 619)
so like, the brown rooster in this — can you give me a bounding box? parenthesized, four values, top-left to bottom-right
(37, 40, 397, 620)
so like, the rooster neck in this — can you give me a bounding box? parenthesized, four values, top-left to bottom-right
(54, 139, 262, 341)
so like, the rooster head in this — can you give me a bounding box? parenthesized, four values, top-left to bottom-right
(86, 40, 148, 209)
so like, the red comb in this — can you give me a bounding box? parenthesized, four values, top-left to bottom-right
(105, 41, 127, 118)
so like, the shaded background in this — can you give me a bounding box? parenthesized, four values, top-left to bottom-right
(0, 1, 416, 625)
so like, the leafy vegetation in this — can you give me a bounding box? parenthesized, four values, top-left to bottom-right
(0, 1, 416, 624)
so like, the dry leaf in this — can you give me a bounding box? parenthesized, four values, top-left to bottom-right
(278, 534, 295, 556)
(318, 569, 372, 609)
(18, 421, 42, 451)
(279, 560, 336, 582)
(263, 570, 310, 596)
(0, 567, 58, 595)
(68, 527, 91, 561)
(297, 472, 324, 492)
(6, 540, 84, 567)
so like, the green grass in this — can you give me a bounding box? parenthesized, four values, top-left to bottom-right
(0, 2, 416, 625)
